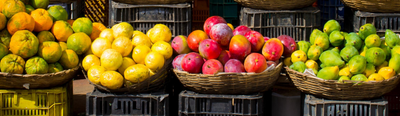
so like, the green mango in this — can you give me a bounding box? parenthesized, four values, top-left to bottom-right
(359, 45, 368, 56)
(289, 61, 307, 73)
(338, 76, 350, 82)
(307, 45, 323, 61)
(310, 29, 323, 45)
(365, 47, 386, 66)
(313, 33, 330, 50)
(317, 66, 340, 80)
(329, 30, 345, 47)
(319, 50, 345, 68)
(0, 29, 11, 48)
(320, 63, 326, 69)
(381, 43, 391, 61)
(351, 74, 368, 81)
(345, 32, 363, 50)
(363, 63, 376, 77)
(323, 20, 341, 36)
(385, 29, 400, 48)
(340, 45, 359, 62)
(365, 34, 381, 48)
(358, 23, 377, 40)
(391, 45, 400, 57)
(341, 31, 348, 38)
(348, 55, 367, 74)
(297, 41, 311, 53)
(389, 53, 400, 73)
(328, 47, 340, 54)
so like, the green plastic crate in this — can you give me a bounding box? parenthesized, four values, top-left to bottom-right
(209, 0, 240, 26)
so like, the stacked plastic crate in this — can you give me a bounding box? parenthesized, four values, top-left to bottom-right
(317, 0, 345, 30)
(192, 0, 209, 31)
(209, 0, 240, 27)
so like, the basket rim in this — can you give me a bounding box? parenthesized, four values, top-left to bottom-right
(0, 66, 79, 78)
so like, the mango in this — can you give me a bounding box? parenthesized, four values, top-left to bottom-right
(317, 66, 339, 80)
(380, 43, 391, 61)
(391, 45, 400, 57)
(329, 30, 345, 47)
(345, 32, 363, 50)
(328, 47, 340, 54)
(290, 61, 307, 73)
(351, 74, 368, 81)
(307, 45, 323, 61)
(297, 41, 311, 53)
(313, 33, 330, 50)
(310, 29, 323, 45)
(367, 73, 385, 82)
(365, 34, 381, 48)
(338, 76, 350, 82)
(348, 55, 367, 74)
(365, 47, 386, 66)
(319, 50, 345, 68)
(340, 45, 359, 62)
(358, 23, 377, 40)
(363, 63, 376, 77)
(323, 20, 341, 35)
(385, 29, 399, 48)
(389, 53, 400, 73)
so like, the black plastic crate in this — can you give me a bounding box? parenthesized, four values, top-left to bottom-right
(304, 94, 388, 116)
(109, 2, 191, 37)
(240, 7, 320, 41)
(353, 11, 400, 36)
(86, 89, 169, 116)
(179, 90, 264, 116)
(317, 0, 345, 28)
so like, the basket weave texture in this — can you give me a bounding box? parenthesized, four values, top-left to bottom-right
(113, 0, 191, 5)
(341, 0, 400, 13)
(0, 66, 79, 89)
(234, 0, 317, 10)
(285, 66, 400, 100)
(83, 58, 172, 93)
(173, 63, 283, 94)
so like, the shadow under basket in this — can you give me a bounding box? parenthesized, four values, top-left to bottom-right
(83, 58, 173, 94)
(173, 63, 283, 95)
(285, 66, 400, 100)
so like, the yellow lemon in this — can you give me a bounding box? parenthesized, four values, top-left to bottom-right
(118, 57, 136, 74)
(91, 37, 112, 57)
(100, 71, 124, 90)
(133, 30, 145, 35)
(87, 65, 106, 85)
(112, 36, 133, 57)
(82, 55, 100, 71)
(99, 29, 115, 42)
(145, 51, 165, 72)
(112, 22, 133, 38)
(378, 67, 396, 79)
(132, 33, 152, 48)
(367, 73, 385, 82)
(124, 64, 150, 83)
(151, 41, 173, 59)
(132, 45, 152, 64)
(101, 49, 123, 71)
(291, 50, 307, 63)
(147, 24, 171, 43)
(284, 57, 292, 66)
(305, 60, 318, 70)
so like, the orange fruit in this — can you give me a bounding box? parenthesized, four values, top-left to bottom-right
(112, 22, 133, 38)
(82, 54, 100, 71)
(30, 0, 49, 9)
(124, 64, 150, 83)
(37, 31, 55, 44)
(0, 13, 6, 30)
(99, 29, 114, 42)
(144, 51, 164, 72)
(52, 20, 73, 42)
(38, 41, 62, 63)
(59, 42, 67, 51)
(0, 0, 6, 12)
(112, 36, 133, 57)
(87, 65, 106, 85)
(147, 24, 171, 43)
(100, 71, 124, 90)
(2, 0, 25, 19)
(0, 43, 8, 59)
(151, 41, 173, 59)
(66, 19, 74, 27)
(91, 37, 112, 57)
(25, 57, 49, 74)
(7, 12, 34, 35)
(72, 17, 93, 35)
(0, 29, 11, 48)
(31, 8, 53, 32)
(118, 57, 135, 74)
(48, 62, 63, 73)
(90, 22, 107, 41)
(47, 5, 68, 21)
(132, 45, 151, 64)
(66, 32, 92, 55)
(132, 33, 152, 48)
(9, 30, 39, 59)
(59, 49, 79, 69)
(0, 54, 25, 74)
(101, 49, 123, 71)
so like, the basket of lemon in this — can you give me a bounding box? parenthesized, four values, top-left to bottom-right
(82, 22, 173, 93)
(284, 20, 400, 100)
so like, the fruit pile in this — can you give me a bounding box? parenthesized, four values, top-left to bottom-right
(0, 0, 98, 74)
(288, 19, 400, 82)
(172, 16, 293, 74)
(83, 23, 173, 90)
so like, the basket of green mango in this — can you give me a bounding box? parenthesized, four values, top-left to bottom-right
(285, 19, 400, 100)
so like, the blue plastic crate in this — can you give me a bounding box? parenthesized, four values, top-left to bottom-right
(318, 0, 345, 28)
(209, 0, 239, 26)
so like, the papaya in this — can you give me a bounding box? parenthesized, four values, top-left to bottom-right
(348, 55, 367, 74)
(297, 41, 310, 53)
(317, 66, 339, 80)
(289, 61, 306, 73)
(307, 45, 323, 61)
(310, 29, 323, 45)
(358, 23, 377, 40)
(329, 30, 345, 47)
(385, 29, 400, 48)
(340, 45, 359, 62)
(319, 50, 345, 68)
(323, 20, 341, 35)
(345, 32, 363, 50)
(365, 47, 386, 66)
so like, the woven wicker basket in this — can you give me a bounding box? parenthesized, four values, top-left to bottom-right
(83, 58, 172, 93)
(173, 62, 283, 94)
(112, 0, 191, 5)
(285, 66, 400, 100)
(49, 0, 76, 4)
(341, 0, 400, 13)
(234, 0, 317, 10)
(0, 66, 79, 89)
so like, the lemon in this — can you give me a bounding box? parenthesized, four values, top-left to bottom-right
(100, 71, 124, 90)
(367, 73, 385, 82)
(132, 33, 152, 48)
(133, 30, 145, 35)
(291, 50, 307, 62)
(151, 41, 173, 59)
(378, 67, 396, 79)
(112, 36, 133, 57)
(132, 45, 151, 64)
(305, 60, 318, 70)
(99, 29, 115, 42)
(145, 51, 165, 72)
(124, 64, 150, 83)
(112, 22, 133, 38)
(82, 55, 101, 71)
(118, 57, 136, 74)
(91, 37, 112, 57)
(87, 65, 106, 85)
(101, 49, 123, 71)
(147, 24, 171, 43)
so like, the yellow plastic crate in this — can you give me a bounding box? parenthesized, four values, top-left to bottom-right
(0, 82, 71, 116)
